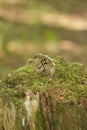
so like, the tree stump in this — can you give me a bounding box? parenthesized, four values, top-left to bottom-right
(0, 55, 87, 130)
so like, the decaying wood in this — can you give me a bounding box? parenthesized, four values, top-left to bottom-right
(0, 55, 87, 130)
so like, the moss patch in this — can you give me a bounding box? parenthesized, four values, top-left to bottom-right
(0, 56, 87, 106)
(0, 56, 87, 130)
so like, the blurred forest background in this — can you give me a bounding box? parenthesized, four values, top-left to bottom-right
(0, 0, 87, 78)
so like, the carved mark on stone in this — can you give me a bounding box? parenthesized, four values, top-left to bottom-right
(34, 54, 55, 76)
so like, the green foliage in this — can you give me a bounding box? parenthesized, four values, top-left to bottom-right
(0, 0, 87, 55)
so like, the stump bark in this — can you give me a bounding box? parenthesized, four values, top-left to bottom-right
(0, 56, 87, 130)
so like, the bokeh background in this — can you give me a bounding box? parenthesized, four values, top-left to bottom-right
(0, 0, 87, 78)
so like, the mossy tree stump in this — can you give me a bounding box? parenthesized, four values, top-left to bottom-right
(0, 56, 87, 130)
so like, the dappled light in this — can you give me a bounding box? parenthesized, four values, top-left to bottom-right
(0, 0, 87, 78)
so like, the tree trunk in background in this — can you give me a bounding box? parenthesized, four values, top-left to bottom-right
(0, 56, 87, 130)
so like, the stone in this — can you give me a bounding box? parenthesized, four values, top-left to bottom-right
(34, 54, 55, 76)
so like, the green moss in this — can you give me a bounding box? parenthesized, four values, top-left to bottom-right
(0, 56, 87, 106)
(0, 56, 87, 130)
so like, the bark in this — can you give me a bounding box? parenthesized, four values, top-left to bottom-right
(0, 56, 87, 130)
